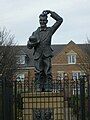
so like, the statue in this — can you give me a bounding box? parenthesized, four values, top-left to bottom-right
(27, 10, 63, 92)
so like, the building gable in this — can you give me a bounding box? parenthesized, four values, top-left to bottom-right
(52, 40, 86, 65)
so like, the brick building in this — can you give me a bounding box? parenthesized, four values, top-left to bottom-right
(16, 40, 90, 81)
(1, 40, 90, 120)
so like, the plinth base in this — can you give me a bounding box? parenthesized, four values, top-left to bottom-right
(21, 92, 64, 120)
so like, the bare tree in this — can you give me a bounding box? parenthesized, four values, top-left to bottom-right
(0, 28, 20, 120)
(77, 37, 90, 75)
(0, 27, 19, 80)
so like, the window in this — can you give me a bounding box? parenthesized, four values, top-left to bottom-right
(66, 50, 77, 64)
(72, 71, 81, 80)
(57, 71, 64, 80)
(16, 55, 26, 64)
(16, 74, 25, 81)
(68, 55, 76, 64)
(72, 71, 85, 80)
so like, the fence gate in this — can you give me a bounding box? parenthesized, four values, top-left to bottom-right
(13, 75, 90, 120)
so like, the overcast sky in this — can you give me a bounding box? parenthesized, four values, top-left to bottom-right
(0, 0, 90, 45)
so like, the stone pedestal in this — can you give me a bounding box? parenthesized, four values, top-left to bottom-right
(21, 92, 64, 120)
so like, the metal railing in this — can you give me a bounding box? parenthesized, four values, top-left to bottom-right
(1, 75, 90, 120)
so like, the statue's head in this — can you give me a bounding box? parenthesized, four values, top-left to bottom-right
(39, 13, 48, 28)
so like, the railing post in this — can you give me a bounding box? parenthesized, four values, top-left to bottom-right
(75, 77, 79, 120)
(2, 77, 13, 120)
(0, 78, 2, 120)
(80, 75, 85, 120)
(14, 80, 17, 120)
(87, 75, 90, 120)
(2, 76, 6, 120)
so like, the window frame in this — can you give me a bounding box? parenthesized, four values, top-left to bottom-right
(16, 55, 26, 64)
(72, 71, 85, 80)
(68, 54, 76, 64)
(66, 50, 77, 64)
(57, 71, 65, 80)
(16, 73, 25, 81)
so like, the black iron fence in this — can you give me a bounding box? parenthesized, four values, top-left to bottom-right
(0, 79, 2, 120)
(1, 75, 90, 120)
(1, 77, 13, 120)
(63, 75, 90, 120)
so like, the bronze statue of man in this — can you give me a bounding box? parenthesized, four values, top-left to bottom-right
(27, 10, 63, 91)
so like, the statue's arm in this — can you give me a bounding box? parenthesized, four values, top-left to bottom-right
(43, 10, 63, 35)
(50, 11, 63, 34)
(27, 32, 35, 49)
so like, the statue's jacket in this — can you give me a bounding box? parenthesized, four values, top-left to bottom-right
(28, 11, 63, 60)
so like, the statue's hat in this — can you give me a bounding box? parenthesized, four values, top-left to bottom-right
(29, 36, 40, 45)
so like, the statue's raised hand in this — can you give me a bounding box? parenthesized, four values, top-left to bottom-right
(42, 10, 51, 15)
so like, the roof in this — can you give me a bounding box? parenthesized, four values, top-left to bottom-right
(1, 41, 90, 67)
(15, 45, 65, 67)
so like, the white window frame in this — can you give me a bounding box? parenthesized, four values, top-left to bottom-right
(16, 73, 25, 81)
(68, 54, 76, 64)
(72, 71, 85, 80)
(67, 50, 77, 64)
(16, 55, 26, 64)
(57, 71, 65, 80)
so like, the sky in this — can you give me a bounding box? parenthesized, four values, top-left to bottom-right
(0, 0, 90, 45)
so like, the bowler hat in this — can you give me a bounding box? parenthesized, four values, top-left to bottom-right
(29, 36, 40, 45)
